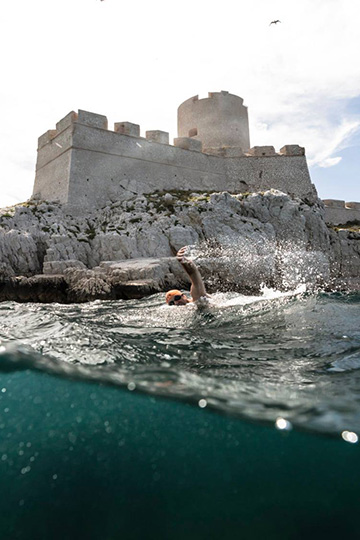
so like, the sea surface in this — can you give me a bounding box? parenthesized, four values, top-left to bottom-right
(1, 288, 360, 539)
(2, 287, 360, 436)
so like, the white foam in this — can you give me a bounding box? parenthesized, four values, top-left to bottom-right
(212, 283, 306, 308)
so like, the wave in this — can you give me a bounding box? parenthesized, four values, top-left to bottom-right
(328, 351, 360, 373)
(0, 288, 360, 437)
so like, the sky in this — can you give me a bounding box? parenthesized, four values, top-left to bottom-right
(1, 0, 359, 208)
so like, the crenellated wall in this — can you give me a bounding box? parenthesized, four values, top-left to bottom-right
(33, 101, 317, 212)
(323, 200, 360, 226)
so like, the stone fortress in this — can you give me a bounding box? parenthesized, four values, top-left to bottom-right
(2, 90, 360, 301)
(32, 90, 360, 226)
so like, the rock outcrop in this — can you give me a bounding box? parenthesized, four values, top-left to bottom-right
(0, 189, 359, 302)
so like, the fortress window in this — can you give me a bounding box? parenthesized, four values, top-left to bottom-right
(188, 128, 198, 137)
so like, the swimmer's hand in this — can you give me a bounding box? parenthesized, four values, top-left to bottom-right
(176, 246, 208, 301)
(176, 246, 197, 275)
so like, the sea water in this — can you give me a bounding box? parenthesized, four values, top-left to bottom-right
(1, 289, 360, 539)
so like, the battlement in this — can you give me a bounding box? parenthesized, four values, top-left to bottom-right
(323, 199, 360, 226)
(146, 130, 169, 144)
(323, 199, 346, 208)
(114, 122, 140, 137)
(35, 108, 308, 159)
(36, 106, 306, 157)
(190, 90, 245, 104)
(32, 93, 317, 210)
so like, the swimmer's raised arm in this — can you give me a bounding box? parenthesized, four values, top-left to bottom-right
(176, 246, 208, 302)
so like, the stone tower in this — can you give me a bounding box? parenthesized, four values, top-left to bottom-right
(177, 90, 250, 153)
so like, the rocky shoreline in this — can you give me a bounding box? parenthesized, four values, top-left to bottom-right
(0, 189, 359, 302)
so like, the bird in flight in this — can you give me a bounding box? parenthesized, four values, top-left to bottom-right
(269, 20, 281, 25)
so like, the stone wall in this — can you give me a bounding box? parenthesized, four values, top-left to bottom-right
(32, 112, 76, 203)
(323, 200, 360, 226)
(32, 109, 316, 211)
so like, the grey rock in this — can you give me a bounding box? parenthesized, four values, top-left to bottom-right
(43, 259, 86, 275)
(1, 190, 359, 301)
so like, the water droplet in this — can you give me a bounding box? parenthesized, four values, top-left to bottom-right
(341, 431, 358, 444)
(275, 417, 292, 431)
(52, 474, 58, 480)
(198, 399, 207, 408)
(127, 382, 136, 391)
(1, 388, 6, 393)
(160, 361, 170, 368)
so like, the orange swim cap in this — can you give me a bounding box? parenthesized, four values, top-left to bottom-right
(165, 290, 183, 304)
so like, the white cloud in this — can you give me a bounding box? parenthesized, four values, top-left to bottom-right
(318, 157, 342, 168)
(250, 102, 360, 168)
(306, 117, 360, 167)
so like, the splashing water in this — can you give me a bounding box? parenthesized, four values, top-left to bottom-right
(1, 283, 360, 439)
(185, 238, 332, 293)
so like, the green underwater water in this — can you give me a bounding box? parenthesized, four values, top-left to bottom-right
(0, 368, 359, 540)
(0, 290, 360, 539)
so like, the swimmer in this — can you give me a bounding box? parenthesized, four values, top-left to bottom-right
(165, 246, 209, 306)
